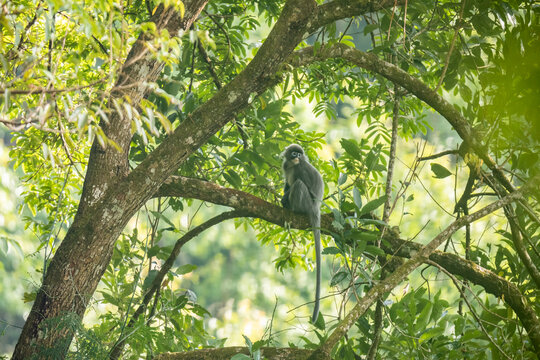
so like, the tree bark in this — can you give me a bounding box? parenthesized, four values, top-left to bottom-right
(154, 346, 312, 360)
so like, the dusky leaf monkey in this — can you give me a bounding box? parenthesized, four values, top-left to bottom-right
(281, 144, 324, 322)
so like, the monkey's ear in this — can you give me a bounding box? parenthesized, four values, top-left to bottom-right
(279, 149, 287, 158)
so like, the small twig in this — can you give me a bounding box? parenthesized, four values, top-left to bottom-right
(57, 109, 84, 178)
(468, 192, 497, 198)
(402, 0, 408, 46)
(417, 149, 459, 161)
(203, 10, 231, 64)
(188, 39, 197, 93)
(368, 88, 400, 359)
(382, 84, 400, 223)
(338, 18, 354, 42)
(1, 78, 106, 95)
(197, 40, 222, 89)
(387, 0, 398, 40)
(92, 35, 109, 55)
(434, 0, 466, 92)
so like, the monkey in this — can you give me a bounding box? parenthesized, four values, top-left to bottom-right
(281, 144, 324, 323)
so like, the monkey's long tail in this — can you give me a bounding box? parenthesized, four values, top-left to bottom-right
(310, 211, 321, 323)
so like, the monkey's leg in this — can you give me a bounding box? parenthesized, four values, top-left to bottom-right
(288, 180, 312, 215)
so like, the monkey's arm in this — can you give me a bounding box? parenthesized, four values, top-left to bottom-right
(281, 182, 291, 208)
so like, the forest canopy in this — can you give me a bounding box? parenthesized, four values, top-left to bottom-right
(0, 0, 539, 359)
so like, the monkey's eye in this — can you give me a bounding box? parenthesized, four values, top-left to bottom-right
(291, 151, 301, 158)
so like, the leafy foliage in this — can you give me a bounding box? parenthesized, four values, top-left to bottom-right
(1, 0, 538, 359)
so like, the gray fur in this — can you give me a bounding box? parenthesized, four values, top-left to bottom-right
(281, 144, 324, 323)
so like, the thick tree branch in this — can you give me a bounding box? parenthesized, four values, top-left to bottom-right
(309, 0, 405, 33)
(154, 346, 312, 360)
(155, 176, 311, 229)
(155, 175, 540, 356)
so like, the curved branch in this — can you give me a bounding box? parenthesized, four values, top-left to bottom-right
(389, 235, 540, 356)
(155, 175, 540, 356)
(309, 0, 405, 33)
(109, 210, 248, 360)
(156, 176, 320, 230)
(289, 43, 517, 196)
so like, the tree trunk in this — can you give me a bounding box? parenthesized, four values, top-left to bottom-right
(12, 0, 317, 358)
(12, 1, 208, 358)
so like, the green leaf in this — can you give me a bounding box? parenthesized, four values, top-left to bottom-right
(150, 210, 176, 228)
(359, 195, 387, 215)
(430, 163, 453, 178)
(252, 339, 266, 352)
(142, 270, 159, 291)
(100, 292, 119, 306)
(352, 240, 367, 258)
(351, 230, 379, 243)
(416, 302, 433, 330)
(322, 246, 341, 255)
(340, 139, 363, 161)
(365, 245, 385, 257)
(419, 326, 444, 344)
(338, 173, 347, 185)
(359, 218, 387, 227)
(364, 145, 382, 172)
(223, 170, 242, 187)
(175, 295, 188, 309)
(353, 187, 362, 210)
(242, 335, 253, 351)
(363, 23, 378, 35)
(254, 175, 269, 186)
(330, 270, 348, 287)
(313, 312, 325, 329)
(0, 237, 8, 255)
(147, 245, 161, 258)
(340, 35, 355, 48)
(177, 264, 197, 275)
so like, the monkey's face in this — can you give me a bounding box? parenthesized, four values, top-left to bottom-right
(290, 151, 302, 164)
(282, 144, 305, 165)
